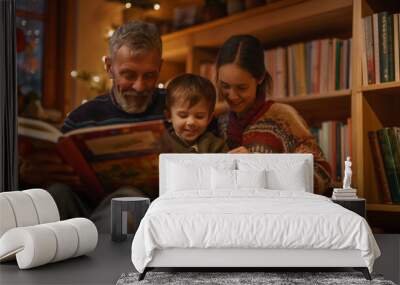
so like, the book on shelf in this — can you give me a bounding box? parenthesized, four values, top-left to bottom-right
(378, 12, 391, 83)
(332, 188, 358, 200)
(394, 14, 400, 82)
(368, 131, 393, 204)
(368, 127, 400, 204)
(264, 37, 351, 99)
(332, 194, 359, 200)
(334, 188, 357, 193)
(362, 15, 375, 85)
(311, 119, 352, 183)
(18, 117, 165, 204)
(362, 12, 400, 85)
(373, 13, 381, 84)
(264, 47, 287, 99)
(199, 62, 216, 83)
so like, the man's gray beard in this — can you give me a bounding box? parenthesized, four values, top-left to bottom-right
(114, 88, 153, 114)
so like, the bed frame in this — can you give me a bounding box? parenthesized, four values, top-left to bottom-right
(138, 154, 371, 281)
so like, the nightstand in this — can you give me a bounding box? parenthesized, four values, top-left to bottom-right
(331, 198, 366, 218)
(111, 197, 150, 242)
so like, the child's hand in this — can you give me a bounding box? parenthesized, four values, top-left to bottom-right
(228, 146, 249, 153)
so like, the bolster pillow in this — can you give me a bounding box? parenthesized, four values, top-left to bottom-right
(0, 218, 98, 269)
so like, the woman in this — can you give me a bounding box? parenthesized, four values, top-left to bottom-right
(216, 35, 331, 195)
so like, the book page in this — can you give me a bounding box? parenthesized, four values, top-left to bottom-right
(18, 117, 62, 143)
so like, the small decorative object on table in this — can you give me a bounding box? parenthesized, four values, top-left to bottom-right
(331, 157, 366, 217)
(111, 197, 150, 242)
(332, 156, 358, 200)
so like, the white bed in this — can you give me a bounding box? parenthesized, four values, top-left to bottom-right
(131, 154, 380, 280)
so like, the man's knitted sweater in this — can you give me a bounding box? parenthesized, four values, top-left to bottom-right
(61, 88, 166, 133)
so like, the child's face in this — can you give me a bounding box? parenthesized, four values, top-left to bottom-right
(167, 98, 212, 144)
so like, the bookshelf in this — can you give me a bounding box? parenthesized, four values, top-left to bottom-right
(158, 0, 400, 231)
(274, 90, 351, 124)
(367, 204, 400, 212)
(354, 0, 400, 230)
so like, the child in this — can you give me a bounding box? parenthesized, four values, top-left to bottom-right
(163, 73, 228, 153)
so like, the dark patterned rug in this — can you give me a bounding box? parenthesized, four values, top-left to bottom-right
(116, 271, 396, 285)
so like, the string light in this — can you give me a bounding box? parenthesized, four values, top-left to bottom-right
(158, 83, 164, 89)
(92, 75, 101, 83)
(153, 3, 160, 10)
(70, 70, 78, 78)
(107, 29, 114, 38)
(125, 2, 132, 9)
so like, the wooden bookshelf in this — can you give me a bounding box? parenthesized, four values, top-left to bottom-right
(361, 80, 400, 92)
(161, 0, 353, 63)
(367, 204, 400, 212)
(274, 90, 351, 124)
(159, 0, 400, 229)
(353, 0, 400, 222)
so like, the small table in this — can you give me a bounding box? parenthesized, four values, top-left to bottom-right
(111, 197, 150, 242)
(331, 198, 366, 218)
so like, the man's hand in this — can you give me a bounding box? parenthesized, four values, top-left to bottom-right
(228, 146, 249, 154)
(19, 151, 82, 187)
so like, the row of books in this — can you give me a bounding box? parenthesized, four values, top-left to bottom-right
(198, 37, 352, 99)
(362, 12, 400, 85)
(264, 38, 352, 98)
(310, 119, 352, 182)
(368, 127, 400, 204)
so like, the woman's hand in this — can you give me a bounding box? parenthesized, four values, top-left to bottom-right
(228, 146, 249, 153)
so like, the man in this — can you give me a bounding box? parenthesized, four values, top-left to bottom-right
(62, 21, 164, 132)
(20, 21, 165, 232)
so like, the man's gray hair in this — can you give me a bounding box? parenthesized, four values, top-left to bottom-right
(109, 21, 162, 58)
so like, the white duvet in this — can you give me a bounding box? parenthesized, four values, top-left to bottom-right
(131, 190, 380, 273)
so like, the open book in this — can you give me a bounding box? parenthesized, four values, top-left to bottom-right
(18, 117, 165, 204)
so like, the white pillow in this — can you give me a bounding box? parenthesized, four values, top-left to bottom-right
(211, 168, 236, 190)
(238, 160, 308, 191)
(211, 169, 267, 190)
(167, 162, 210, 191)
(166, 159, 236, 192)
(237, 169, 267, 188)
(265, 161, 307, 191)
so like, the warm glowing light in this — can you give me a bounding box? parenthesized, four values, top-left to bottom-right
(70, 70, 78, 77)
(153, 3, 160, 10)
(125, 2, 132, 9)
(107, 29, 114, 38)
(157, 83, 164, 89)
(92, 75, 100, 83)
